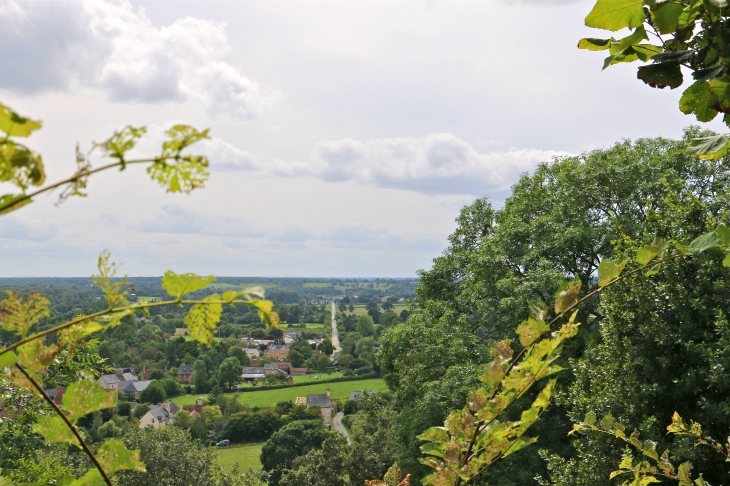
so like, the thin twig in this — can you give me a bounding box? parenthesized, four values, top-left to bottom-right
(0, 297, 268, 358)
(0, 158, 157, 214)
(15, 363, 113, 486)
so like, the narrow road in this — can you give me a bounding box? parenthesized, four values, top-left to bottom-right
(332, 412, 350, 444)
(331, 301, 341, 357)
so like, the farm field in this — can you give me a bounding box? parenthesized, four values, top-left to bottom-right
(215, 443, 262, 471)
(345, 304, 410, 316)
(172, 378, 386, 408)
(291, 372, 342, 383)
(280, 323, 325, 329)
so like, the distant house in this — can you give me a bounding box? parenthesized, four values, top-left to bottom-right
(139, 401, 179, 428)
(306, 391, 335, 426)
(177, 364, 194, 383)
(119, 380, 154, 398)
(277, 362, 292, 372)
(44, 387, 66, 407)
(286, 376, 294, 384)
(244, 348, 260, 359)
(242, 367, 266, 382)
(183, 397, 206, 414)
(283, 332, 301, 345)
(290, 368, 307, 376)
(264, 363, 283, 376)
(265, 345, 289, 360)
(98, 374, 121, 391)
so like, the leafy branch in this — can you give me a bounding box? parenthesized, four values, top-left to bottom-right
(578, 0, 730, 158)
(0, 102, 211, 215)
(419, 225, 730, 485)
(570, 410, 730, 485)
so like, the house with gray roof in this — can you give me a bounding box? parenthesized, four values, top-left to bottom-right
(139, 401, 179, 428)
(242, 367, 266, 382)
(264, 363, 283, 376)
(98, 374, 121, 391)
(306, 390, 334, 426)
(177, 364, 194, 383)
(119, 380, 154, 398)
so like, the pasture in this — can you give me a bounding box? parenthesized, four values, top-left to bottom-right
(215, 443, 262, 471)
(172, 378, 387, 408)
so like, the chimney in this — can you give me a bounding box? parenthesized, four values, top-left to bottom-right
(326, 388, 330, 398)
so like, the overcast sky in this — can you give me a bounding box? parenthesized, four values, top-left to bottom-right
(0, 0, 722, 278)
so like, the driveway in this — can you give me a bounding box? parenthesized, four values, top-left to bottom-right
(332, 412, 350, 444)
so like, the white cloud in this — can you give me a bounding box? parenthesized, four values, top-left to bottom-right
(0, 0, 277, 118)
(204, 133, 569, 196)
(311, 134, 570, 195)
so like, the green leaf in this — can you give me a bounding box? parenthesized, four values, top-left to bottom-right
(184, 295, 223, 345)
(161, 271, 215, 298)
(636, 238, 668, 265)
(585, 411, 597, 426)
(0, 103, 42, 137)
(688, 230, 724, 253)
(598, 258, 628, 286)
(708, 77, 730, 114)
(578, 38, 614, 50)
(610, 26, 648, 53)
(678, 0, 703, 28)
(554, 279, 582, 314)
(680, 82, 719, 122)
(96, 439, 145, 475)
(97, 126, 147, 168)
(34, 415, 78, 445)
(516, 318, 550, 347)
(649, 1, 683, 34)
(716, 224, 730, 245)
(0, 193, 32, 215)
(63, 380, 116, 421)
(637, 63, 683, 89)
(585, 0, 645, 31)
(687, 134, 730, 159)
(0, 351, 17, 368)
(693, 66, 725, 82)
(722, 253, 730, 267)
(0, 290, 50, 337)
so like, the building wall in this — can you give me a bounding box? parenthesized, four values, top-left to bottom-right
(140, 412, 163, 429)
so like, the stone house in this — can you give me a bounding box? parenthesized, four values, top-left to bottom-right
(306, 390, 335, 426)
(265, 345, 289, 360)
(139, 401, 180, 428)
(177, 364, 194, 383)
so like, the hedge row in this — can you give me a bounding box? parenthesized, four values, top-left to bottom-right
(232, 373, 379, 393)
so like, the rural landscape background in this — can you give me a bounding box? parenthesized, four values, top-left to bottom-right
(6, 0, 730, 485)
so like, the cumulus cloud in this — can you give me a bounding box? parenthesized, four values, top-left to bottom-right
(0, 0, 277, 118)
(205, 133, 569, 196)
(310, 133, 570, 195)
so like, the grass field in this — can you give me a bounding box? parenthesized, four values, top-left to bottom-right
(215, 443, 262, 471)
(345, 304, 410, 316)
(172, 378, 386, 408)
(280, 323, 325, 329)
(291, 372, 342, 383)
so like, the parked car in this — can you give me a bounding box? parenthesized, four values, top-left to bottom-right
(216, 439, 230, 447)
